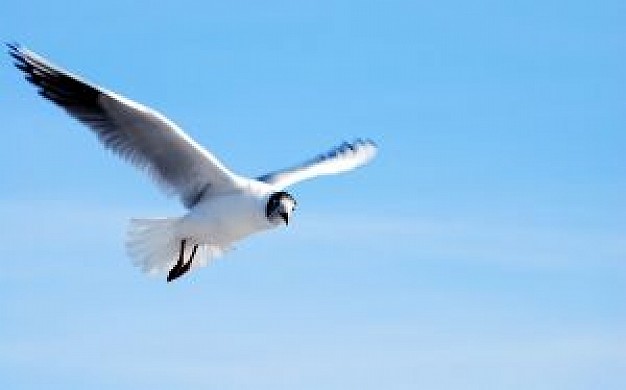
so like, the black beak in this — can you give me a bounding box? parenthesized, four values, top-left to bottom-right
(280, 212, 289, 225)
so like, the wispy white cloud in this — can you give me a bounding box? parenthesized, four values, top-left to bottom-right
(0, 198, 182, 250)
(0, 199, 140, 280)
(1, 202, 624, 389)
(289, 212, 626, 268)
(1, 323, 624, 389)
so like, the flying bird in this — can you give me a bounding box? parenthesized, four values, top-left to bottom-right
(8, 44, 377, 282)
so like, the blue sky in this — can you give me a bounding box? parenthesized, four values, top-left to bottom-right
(1, 0, 624, 389)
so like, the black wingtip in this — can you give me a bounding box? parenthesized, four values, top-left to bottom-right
(6, 42, 21, 55)
(6, 42, 25, 64)
(352, 138, 377, 150)
(363, 138, 377, 148)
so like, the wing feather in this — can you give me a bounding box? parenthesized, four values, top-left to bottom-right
(8, 44, 242, 208)
(257, 139, 377, 189)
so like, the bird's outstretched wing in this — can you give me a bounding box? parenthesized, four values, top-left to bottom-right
(8, 44, 243, 208)
(257, 139, 377, 189)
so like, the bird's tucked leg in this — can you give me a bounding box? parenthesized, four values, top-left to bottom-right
(177, 244, 198, 278)
(167, 239, 198, 283)
(176, 239, 186, 267)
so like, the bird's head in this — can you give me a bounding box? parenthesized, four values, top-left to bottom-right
(266, 191, 297, 226)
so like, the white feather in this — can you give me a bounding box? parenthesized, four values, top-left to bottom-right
(258, 139, 378, 189)
(126, 218, 227, 275)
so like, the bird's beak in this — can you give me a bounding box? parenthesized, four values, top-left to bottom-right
(280, 212, 289, 225)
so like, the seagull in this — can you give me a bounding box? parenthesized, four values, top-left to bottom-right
(8, 44, 378, 282)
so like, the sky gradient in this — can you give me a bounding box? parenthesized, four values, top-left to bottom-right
(1, 1, 625, 389)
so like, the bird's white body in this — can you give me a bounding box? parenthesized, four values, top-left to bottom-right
(179, 180, 276, 245)
(9, 44, 377, 281)
(128, 179, 279, 274)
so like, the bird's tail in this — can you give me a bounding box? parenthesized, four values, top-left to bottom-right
(126, 218, 180, 275)
(126, 217, 225, 276)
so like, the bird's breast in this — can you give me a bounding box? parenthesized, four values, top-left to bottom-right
(178, 193, 271, 245)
